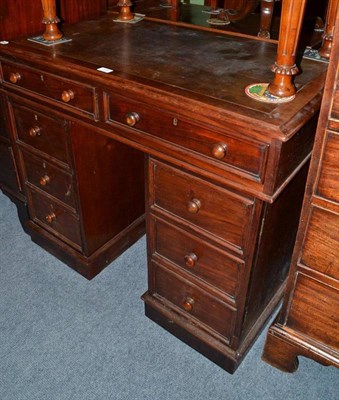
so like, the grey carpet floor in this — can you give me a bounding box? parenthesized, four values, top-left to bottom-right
(0, 191, 338, 400)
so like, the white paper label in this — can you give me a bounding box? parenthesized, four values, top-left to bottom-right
(97, 67, 114, 74)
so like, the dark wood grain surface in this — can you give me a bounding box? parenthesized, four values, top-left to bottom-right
(3, 16, 327, 129)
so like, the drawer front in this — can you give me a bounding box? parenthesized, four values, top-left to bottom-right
(315, 131, 339, 204)
(152, 217, 241, 299)
(300, 206, 339, 281)
(107, 94, 267, 180)
(21, 150, 76, 209)
(153, 261, 236, 340)
(330, 82, 339, 121)
(28, 189, 82, 247)
(150, 160, 255, 253)
(12, 103, 70, 164)
(2, 61, 96, 116)
(287, 273, 339, 350)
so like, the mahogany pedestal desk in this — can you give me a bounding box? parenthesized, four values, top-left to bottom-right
(0, 16, 327, 373)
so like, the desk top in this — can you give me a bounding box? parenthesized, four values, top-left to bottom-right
(0, 15, 327, 139)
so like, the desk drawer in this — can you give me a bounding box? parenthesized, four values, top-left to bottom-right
(152, 261, 236, 340)
(2, 61, 96, 116)
(12, 103, 70, 165)
(315, 131, 339, 204)
(107, 93, 267, 180)
(151, 217, 241, 299)
(21, 150, 76, 209)
(28, 189, 82, 248)
(149, 159, 255, 253)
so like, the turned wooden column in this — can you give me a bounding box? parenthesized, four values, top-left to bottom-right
(267, 0, 307, 98)
(117, 0, 134, 21)
(41, 0, 63, 41)
(319, 0, 338, 59)
(258, 0, 275, 39)
(166, 0, 181, 8)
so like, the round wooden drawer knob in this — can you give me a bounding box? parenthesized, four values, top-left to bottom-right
(9, 72, 21, 84)
(61, 89, 75, 103)
(45, 212, 56, 223)
(212, 142, 228, 159)
(29, 126, 41, 137)
(184, 253, 198, 268)
(39, 175, 50, 186)
(182, 297, 195, 312)
(125, 112, 140, 127)
(187, 198, 201, 214)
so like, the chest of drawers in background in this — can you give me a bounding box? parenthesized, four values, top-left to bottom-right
(262, 19, 339, 373)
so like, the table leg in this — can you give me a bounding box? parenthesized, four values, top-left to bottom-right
(117, 0, 134, 21)
(319, 0, 338, 59)
(210, 0, 218, 10)
(267, 0, 307, 98)
(258, 0, 275, 39)
(167, 0, 181, 8)
(41, 0, 63, 41)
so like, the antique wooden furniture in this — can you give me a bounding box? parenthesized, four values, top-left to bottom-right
(116, 0, 134, 22)
(0, 0, 107, 40)
(0, 1, 145, 280)
(258, 0, 278, 39)
(0, 0, 107, 218)
(257, 0, 326, 41)
(0, 0, 328, 371)
(203, 0, 325, 40)
(206, 0, 277, 38)
(208, 0, 259, 17)
(266, 0, 308, 98)
(41, 0, 63, 41)
(319, 0, 338, 58)
(262, 7, 339, 373)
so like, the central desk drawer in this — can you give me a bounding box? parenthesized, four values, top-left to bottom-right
(152, 261, 236, 340)
(107, 93, 267, 180)
(21, 150, 76, 209)
(149, 159, 255, 253)
(12, 102, 70, 165)
(2, 61, 96, 116)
